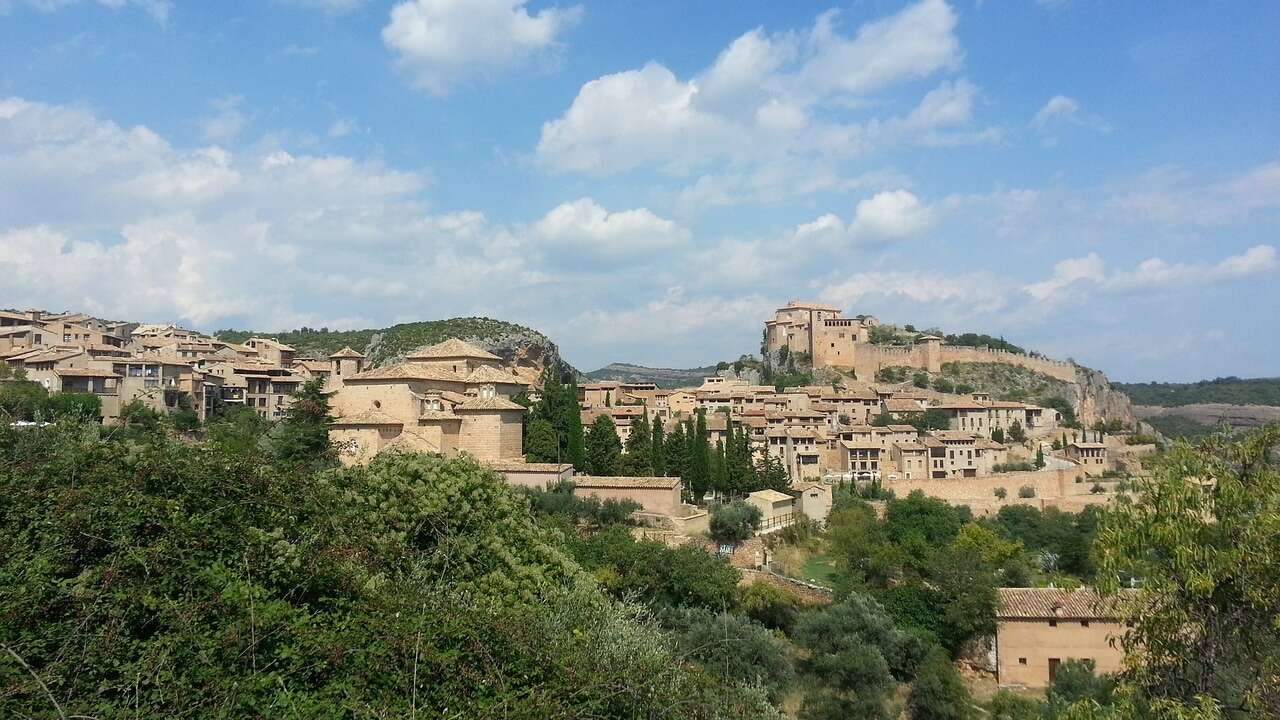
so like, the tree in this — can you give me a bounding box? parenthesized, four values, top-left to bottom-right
(0, 428, 778, 718)
(932, 378, 955, 394)
(662, 608, 795, 702)
(271, 377, 334, 466)
(994, 486, 1008, 500)
(709, 500, 762, 544)
(912, 408, 952, 432)
(585, 414, 622, 476)
(1088, 427, 1280, 718)
(524, 416, 559, 462)
(43, 392, 101, 421)
(651, 416, 666, 476)
(735, 581, 803, 633)
(907, 651, 972, 720)
(569, 527, 740, 611)
(913, 373, 931, 389)
(756, 450, 790, 492)
(0, 380, 47, 421)
(1035, 446, 1046, 468)
(115, 398, 164, 441)
(686, 411, 711, 498)
(992, 426, 1006, 443)
(1008, 420, 1027, 443)
(622, 408, 652, 475)
(665, 420, 687, 480)
(1047, 658, 1115, 708)
(794, 593, 929, 719)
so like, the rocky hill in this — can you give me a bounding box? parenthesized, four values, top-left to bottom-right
(583, 363, 717, 388)
(215, 317, 573, 381)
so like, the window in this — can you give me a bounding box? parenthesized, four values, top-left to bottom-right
(1018, 658, 1027, 665)
(1081, 621, 1090, 627)
(1048, 620, 1058, 627)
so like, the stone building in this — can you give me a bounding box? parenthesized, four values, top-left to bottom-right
(327, 339, 528, 466)
(996, 587, 1131, 688)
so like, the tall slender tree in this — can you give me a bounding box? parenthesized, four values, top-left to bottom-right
(623, 408, 652, 476)
(585, 414, 622, 476)
(651, 416, 666, 476)
(711, 440, 728, 495)
(687, 411, 711, 499)
(665, 421, 687, 480)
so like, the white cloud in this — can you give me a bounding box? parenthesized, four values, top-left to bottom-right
(819, 270, 1009, 315)
(1113, 161, 1280, 225)
(536, 0, 976, 180)
(0, 0, 170, 23)
(1032, 94, 1109, 143)
(200, 95, 248, 145)
(798, 0, 960, 96)
(1024, 245, 1277, 302)
(533, 198, 688, 260)
(382, 0, 581, 95)
(851, 189, 935, 238)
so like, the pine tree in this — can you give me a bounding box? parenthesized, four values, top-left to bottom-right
(585, 414, 621, 476)
(651, 417, 666, 476)
(756, 451, 790, 492)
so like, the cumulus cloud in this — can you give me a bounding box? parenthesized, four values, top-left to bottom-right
(200, 95, 248, 144)
(537, 0, 981, 180)
(819, 270, 1009, 315)
(1025, 245, 1277, 301)
(533, 198, 689, 260)
(791, 190, 935, 246)
(382, 0, 581, 95)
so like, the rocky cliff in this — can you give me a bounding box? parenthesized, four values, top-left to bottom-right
(1065, 365, 1137, 427)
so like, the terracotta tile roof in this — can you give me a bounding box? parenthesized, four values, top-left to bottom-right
(894, 441, 928, 451)
(332, 409, 403, 426)
(329, 346, 365, 358)
(748, 489, 794, 504)
(1069, 442, 1107, 449)
(53, 367, 121, 378)
(406, 338, 501, 361)
(347, 363, 466, 383)
(996, 588, 1134, 620)
(931, 431, 979, 442)
(465, 365, 525, 385)
(453, 396, 526, 411)
(418, 410, 462, 422)
(976, 439, 1006, 450)
(486, 460, 574, 472)
(936, 401, 987, 410)
(887, 424, 918, 432)
(574, 476, 681, 489)
(884, 398, 924, 412)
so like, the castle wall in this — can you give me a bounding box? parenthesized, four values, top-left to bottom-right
(937, 346, 1077, 382)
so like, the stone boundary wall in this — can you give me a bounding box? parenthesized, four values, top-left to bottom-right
(840, 341, 1077, 384)
(884, 466, 1114, 516)
(740, 569, 834, 604)
(937, 346, 1077, 383)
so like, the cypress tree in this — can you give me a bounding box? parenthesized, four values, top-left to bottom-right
(687, 412, 711, 499)
(665, 421, 686, 480)
(651, 416, 666, 476)
(564, 378, 585, 470)
(711, 440, 728, 495)
(585, 414, 621, 476)
(624, 409, 652, 476)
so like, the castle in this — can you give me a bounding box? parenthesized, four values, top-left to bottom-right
(763, 301, 1078, 383)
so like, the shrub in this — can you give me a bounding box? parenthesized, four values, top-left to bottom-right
(710, 500, 763, 544)
(1090, 482, 1106, 494)
(993, 461, 1036, 473)
(735, 581, 803, 633)
(932, 377, 955, 394)
(993, 487, 1007, 500)
(913, 373, 931, 389)
(1018, 485, 1036, 498)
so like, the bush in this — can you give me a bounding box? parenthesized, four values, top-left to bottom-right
(710, 500, 763, 544)
(993, 486, 1007, 499)
(907, 651, 972, 720)
(932, 377, 955, 394)
(913, 373, 931, 389)
(1090, 482, 1106, 494)
(735, 581, 803, 633)
(1017, 485, 1036, 498)
(993, 461, 1036, 473)
(661, 607, 795, 701)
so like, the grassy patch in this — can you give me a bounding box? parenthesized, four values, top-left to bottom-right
(800, 554, 839, 588)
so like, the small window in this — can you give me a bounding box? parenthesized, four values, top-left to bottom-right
(1018, 658, 1027, 665)
(1048, 620, 1057, 627)
(1081, 620, 1090, 627)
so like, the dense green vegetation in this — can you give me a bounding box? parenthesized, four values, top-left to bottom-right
(1115, 376, 1280, 407)
(0, 376, 103, 423)
(1141, 413, 1220, 441)
(0, 408, 779, 717)
(214, 316, 566, 370)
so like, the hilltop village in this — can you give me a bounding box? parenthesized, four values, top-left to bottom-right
(2, 300, 1160, 692)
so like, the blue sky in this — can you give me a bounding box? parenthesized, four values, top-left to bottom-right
(1, 0, 1277, 381)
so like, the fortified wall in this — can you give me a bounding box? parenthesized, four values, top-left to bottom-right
(766, 300, 1078, 383)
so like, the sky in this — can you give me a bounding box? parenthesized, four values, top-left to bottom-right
(1, 0, 1277, 381)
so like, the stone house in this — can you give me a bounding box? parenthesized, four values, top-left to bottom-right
(996, 587, 1131, 688)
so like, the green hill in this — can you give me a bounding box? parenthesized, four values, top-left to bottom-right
(213, 316, 572, 374)
(1115, 377, 1280, 407)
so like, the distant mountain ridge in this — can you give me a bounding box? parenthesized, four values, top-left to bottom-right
(214, 317, 574, 378)
(583, 362, 719, 389)
(1115, 377, 1280, 407)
